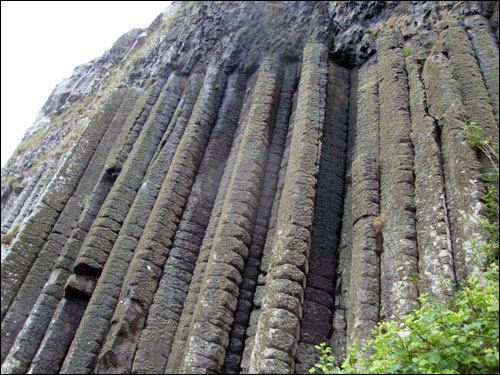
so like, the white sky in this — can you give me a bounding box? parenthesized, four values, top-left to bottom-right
(1, 1, 172, 168)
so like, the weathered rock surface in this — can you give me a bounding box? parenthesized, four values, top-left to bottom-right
(1, 1, 498, 373)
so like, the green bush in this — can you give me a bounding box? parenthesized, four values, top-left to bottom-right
(310, 264, 499, 374)
(465, 121, 499, 261)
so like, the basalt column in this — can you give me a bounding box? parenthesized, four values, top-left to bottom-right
(435, 19, 498, 179)
(94, 66, 227, 374)
(423, 54, 488, 287)
(465, 15, 499, 125)
(239, 84, 299, 375)
(330, 67, 358, 363)
(164, 70, 257, 375)
(345, 63, 381, 350)
(59, 71, 187, 373)
(223, 63, 298, 374)
(1, 88, 142, 374)
(130, 72, 246, 375)
(295, 61, 350, 373)
(26, 81, 174, 374)
(0, 90, 129, 323)
(1, 3, 499, 375)
(249, 42, 328, 374)
(179, 58, 283, 374)
(406, 56, 456, 301)
(377, 30, 419, 321)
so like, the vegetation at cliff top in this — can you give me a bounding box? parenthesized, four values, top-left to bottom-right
(310, 124, 499, 374)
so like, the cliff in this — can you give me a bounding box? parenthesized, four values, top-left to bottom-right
(1, 1, 498, 373)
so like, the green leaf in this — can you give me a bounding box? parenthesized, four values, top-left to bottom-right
(429, 352, 441, 364)
(447, 314, 461, 322)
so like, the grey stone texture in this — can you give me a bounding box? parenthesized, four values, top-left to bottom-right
(1, 2, 498, 374)
(249, 43, 328, 374)
(406, 56, 456, 301)
(180, 58, 283, 374)
(423, 53, 488, 287)
(433, 17, 498, 176)
(377, 29, 419, 322)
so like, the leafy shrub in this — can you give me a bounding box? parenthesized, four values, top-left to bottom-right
(310, 264, 499, 374)
(465, 121, 499, 261)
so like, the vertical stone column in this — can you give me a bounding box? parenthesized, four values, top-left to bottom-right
(406, 56, 456, 301)
(0, 88, 141, 373)
(131, 72, 246, 374)
(345, 64, 381, 349)
(164, 72, 255, 375)
(59, 72, 186, 374)
(249, 43, 328, 374)
(93, 67, 226, 374)
(223, 64, 297, 374)
(240, 88, 299, 373)
(377, 30, 418, 321)
(25, 75, 186, 373)
(180, 58, 283, 374)
(296, 61, 350, 373)
(71, 74, 182, 277)
(1, 88, 128, 322)
(435, 19, 498, 175)
(423, 54, 488, 287)
(465, 15, 499, 125)
(330, 67, 358, 363)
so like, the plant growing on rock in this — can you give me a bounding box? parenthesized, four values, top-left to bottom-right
(403, 46, 414, 57)
(364, 29, 380, 38)
(372, 215, 384, 234)
(1, 223, 21, 245)
(465, 122, 499, 172)
(465, 121, 499, 261)
(1, 234, 14, 245)
(310, 265, 499, 374)
(82, 195, 91, 207)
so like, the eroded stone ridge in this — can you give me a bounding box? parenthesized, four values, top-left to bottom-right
(1, 1, 498, 374)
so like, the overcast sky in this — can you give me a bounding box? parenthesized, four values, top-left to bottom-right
(1, 1, 172, 168)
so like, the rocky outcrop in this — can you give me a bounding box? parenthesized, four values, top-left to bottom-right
(1, 1, 498, 374)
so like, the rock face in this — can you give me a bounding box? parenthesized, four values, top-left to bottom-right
(1, 1, 498, 374)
